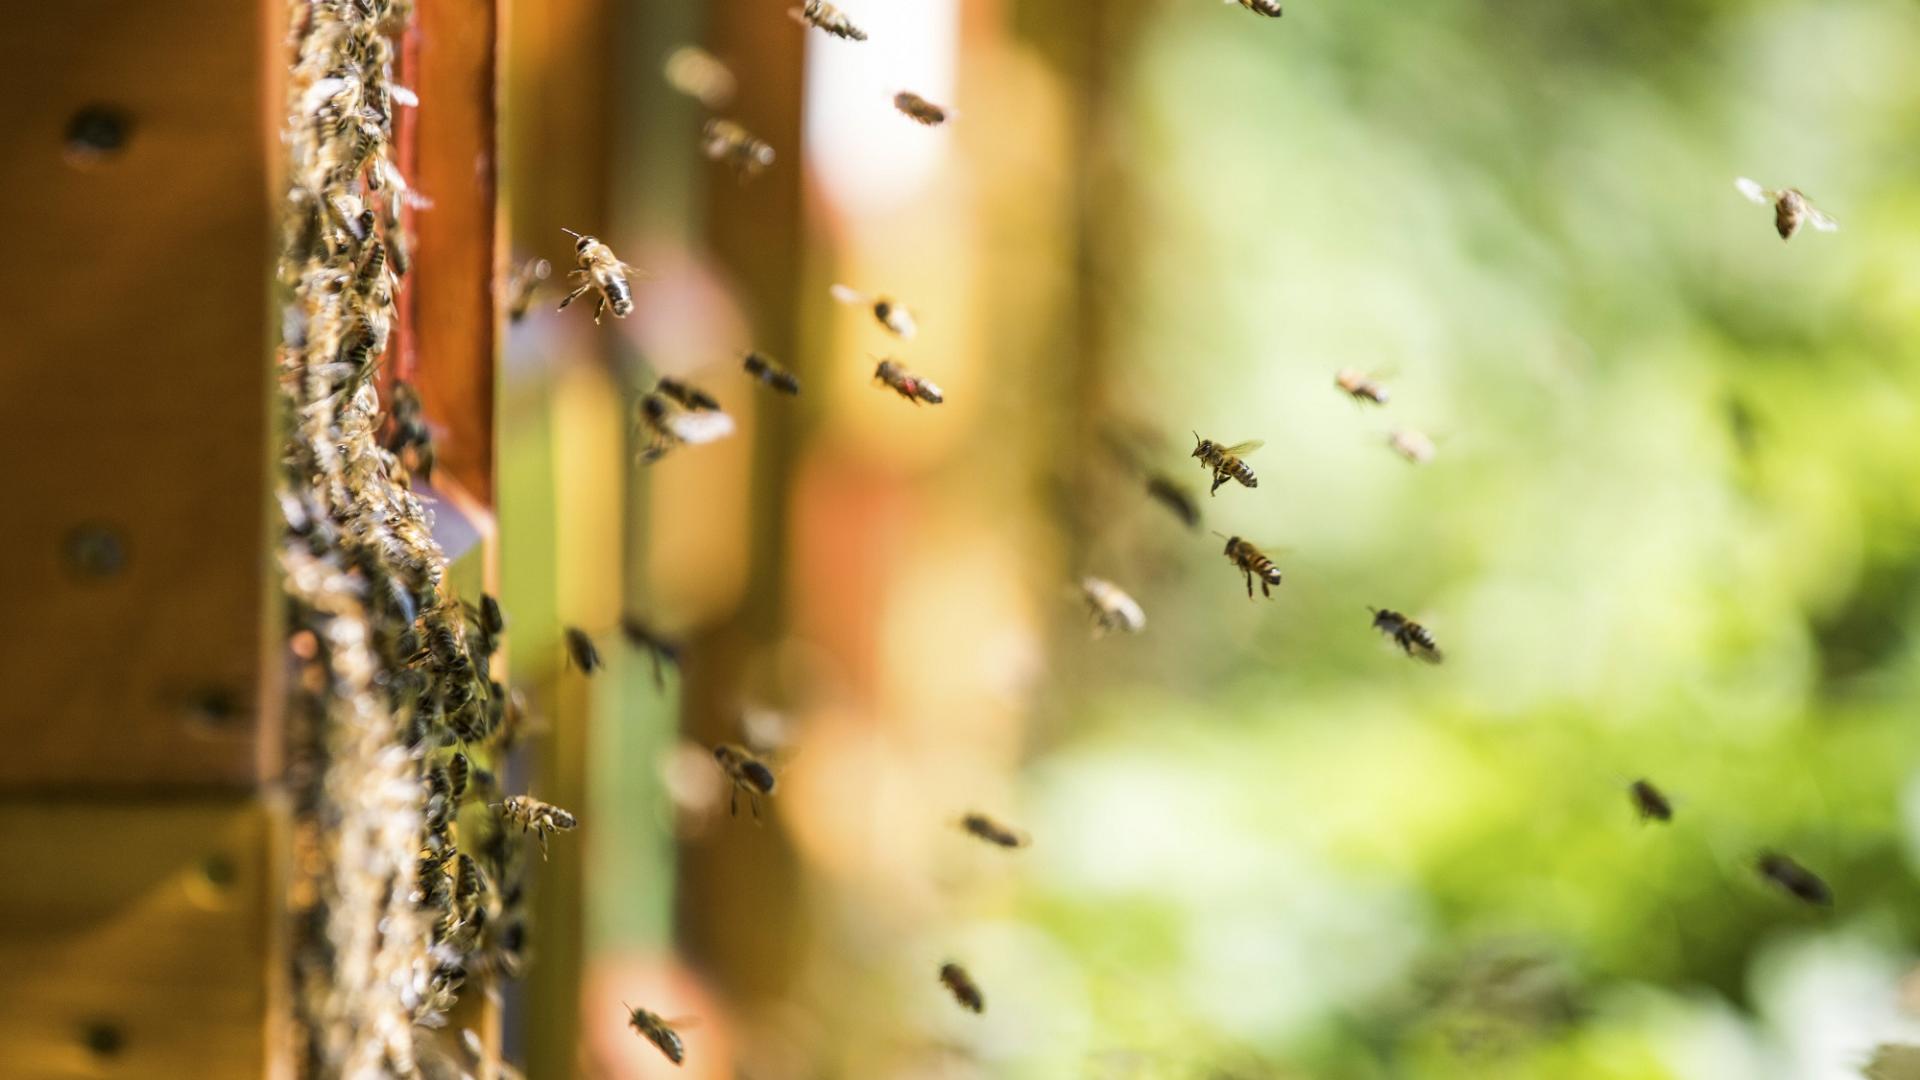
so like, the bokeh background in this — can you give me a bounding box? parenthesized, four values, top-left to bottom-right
(492, 0, 1920, 1076)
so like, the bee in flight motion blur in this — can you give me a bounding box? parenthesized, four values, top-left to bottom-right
(1080, 576, 1147, 636)
(504, 257, 550, 323)
(1218, 534, 1283, 598)
(789, 0, 868, 40)
(1369, 607, 1442, 663)
(703, 118, 775, 181)
(557, 229, 639, 323)
(1232, 0, 1283, 15)
(744, 351, 801, 395)
(939, 962, 985, 1013)
(959, 812, 1029, 849)
(1145, 473, 1200, 529)
(624, 1004, 688, 1065)
(1757, 851, 1831, 906)
(663, 44, 735, 108)
(1191, 433, 1261, 495)
(832, 284, 917, 339)
(563, 627, 602, 675)
(873, 359, 943, 405)
(620, 615, 682, 690)
(893, 91, 951, 126)
(655, 377, 721, 413)
(1629, 778, 1672, 823)
(636, 388, 737, 462)
(1335, 368, 1390, 405)
(495, 795, 578, 859)
(1735, 177, 1838, 241)
(1387, 427, 1436, 465)
(712, 743, 777, 821)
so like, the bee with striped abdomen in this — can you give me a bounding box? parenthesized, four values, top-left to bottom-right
(1219, 534, 1283, 598)
(1629, 779, 1672, 823)
(1335, 368, 1390, 405)
(712, 743, 777, 821)
(744, 351, 801, 395)
(832, 284, 917, 339)
(1191, 433, 1261, 495)
(893, 92, 951, 126)
(495, 795, 578, 859)
(939, 962, 984, 1013)
(1369, 607, 1442, 663)
(789, 0, 868, 41)
(874, 359, 943, 405)
(959, 812, 1029, 849)
(1735, 178, 1838, 241)
(1080, 576, 1146, 636)
(702, 119, 775, 181)
(625, 1005, 688, 1065)
(557, 229, 638, 323)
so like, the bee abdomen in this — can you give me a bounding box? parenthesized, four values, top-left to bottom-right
(606, 278, 634, 316)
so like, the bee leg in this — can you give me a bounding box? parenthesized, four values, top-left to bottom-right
(593, 295, 607, 324)
(1243, 570, 1253, 598)
(749, 792, 763, 824)
(729, 787, 739, 818)
(1260, 580, 1271, 598)
(1210, 471, 1227, 496)
(558, 282, 592, 312)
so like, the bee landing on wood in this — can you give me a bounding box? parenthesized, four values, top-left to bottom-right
(556, 229, 638, 323)
(712, 743, 777, 821)
(1080, 576, 1146, 636)
(1735, 178, 1837, 241)
(831, 284, 917, 339)
(873, 359, 943, 405)
(625, 1005, 688, 1065)
(893, 92, 951, 126)
(494, 795, 578, 859)
(959, 812, 1029, 849)
(939, 962, 985, 1013)
(1335, 368, 1390, 405)
(702, 119, 775, 181)
(1218, 534, 1283, 598)
(1628, 779, 1672, 823)
(788, 0, 868, 41)
(1191, 433, 1261, 495)
(744, 351, 801, 395)
(1368, 607, 1442, 663)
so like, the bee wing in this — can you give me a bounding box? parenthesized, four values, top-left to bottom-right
(300, 76, 354, 115)
(1217, 439, 1264, 456)
(1805, 204, 1839, 232)
(390, 84, 420, 108)
(1734, 177, 1773, 205)
(664, 408, 736, 445)
(829, 283, 869, 306)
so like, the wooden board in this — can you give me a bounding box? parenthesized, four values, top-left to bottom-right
(0, 0, 278, 790)
(0, 800, 277, 1078)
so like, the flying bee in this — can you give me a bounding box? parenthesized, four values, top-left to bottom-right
(655, 377, 720, 412)
(1757, 851, 1831, 906)
(1191, 433, 1261, 495)
(702, 119, 776, 181)
(1218, 534, 1283, 598)
(504, 257, 550, 323)
(1232, 0, 1283, 15)
(1368, 607, 1442, 663)
(788, 0, 868, 41)
(1387, 427, 1436, 465)
(873, 359, 943, 405)
(1145, 473, 1200, 529)
(1335, 368, 1390, 405)
(831, 284, 917, 339)
(636, 391, 737, 462)
(620, 616, 682, 690)
(712, 743, 777, 821)
(663, 44, 736, 108)
(1735, 177, 1838, 241)
(557, 228, 639, 323)
(564, 627, 602, 675)
(625, 1005, 688, 1065)
(744, 351, 801, 395)
(1628, 778, 1672, 823)
(1080, 576, 1147, 636)
(959, 812, 1029, 849)
(939, 963, 984, 1014)
(893, 91, 951, 126)
(494, 795, 578, 859)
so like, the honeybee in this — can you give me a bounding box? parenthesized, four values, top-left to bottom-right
(663, 44, 736, 108)
(636, 390, 737, 461)
(495, 795, 578, 859)
(1628, 778, 1672, 823)
(1080, 576, 1146, 636)
(959, 812, 1029, 849)
(1145, 473, 1200, 529)
(1368, 607, 1442, 663)
(447, 751, 472, 802)
(702, 119, 775, 181)
(505, 257, 550, 323)
(712, 743, 777, 821)
(478, 593, 506, 637)
(564, 627, 602, 674)
(831, 284, 917, 339)
(1387, 427, 1436, 465)
(557, 229, 639, 323)
(873, 359, 943, 405)
(1191, 433, 1261, 495)
(1335, 368, 1390, 405)
(893, 91, 951, 126)
(1219, 535, 1283, 598)
(1757, 851, 1831, 906)
(1233, 0, 1283, 15)
(1735, 177, 1838, 241)
(939, 962, 984, 1013)
(624, 1005, 688, 1065)
(655, 377, 720, 412)
(789, 0, 868, 41)
(744, 351, 801, 395)
(620, 616, 682, 690)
